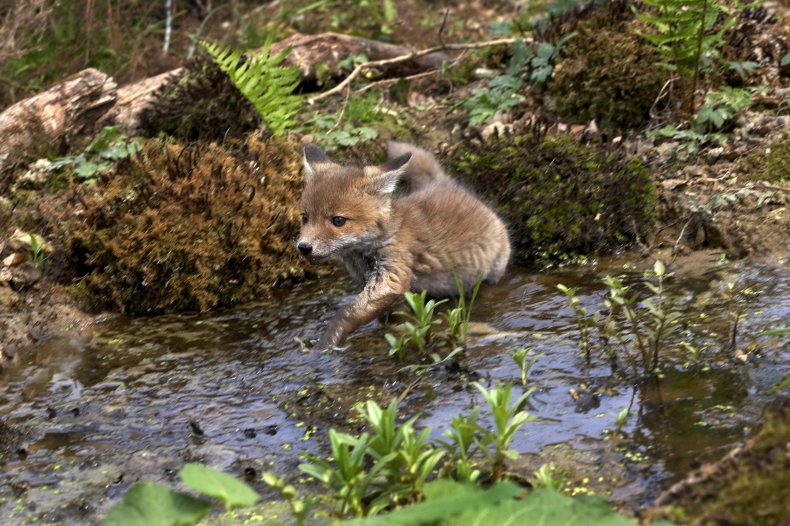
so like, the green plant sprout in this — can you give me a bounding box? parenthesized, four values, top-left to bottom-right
(511, 347, 543, 388)
(473, 381, 535, 482)
(28, 233, 48, 267)
(261, 471, 315, 526)
(614, 407, 630, 436)
(442, 273, 484, 350)
(385, 291, 446, 359)
(531, 463, 566, 491)
(49, 125, 141, 183)
(557, 283, 593, 360)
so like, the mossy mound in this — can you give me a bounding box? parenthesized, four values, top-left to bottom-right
(50, 134, 304, 314)
(738, 133, 790, 183)
(648, 397, 790, 525)
(547, 24, 665, 131)
(442, 133, 656, 265)
(138, 56, 261, 141)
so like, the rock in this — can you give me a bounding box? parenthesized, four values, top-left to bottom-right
(656, 141, 679, 163)
(14, 159, 53, 190)
(481, 121, 513, 140)
(706, 146, 725, 164)
(6, 263, 42, 290)
(3, 253, 27, 267)
(6, 229, 53, 253)
(0, 282, 18, 308)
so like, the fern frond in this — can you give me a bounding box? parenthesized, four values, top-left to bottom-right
(200, 38, 302, 136)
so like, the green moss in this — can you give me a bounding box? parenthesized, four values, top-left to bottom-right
(138, 56, 261, 142)
(443, 133, 656, 266)
(546, 17, 665, 131)
(738, 133, 790, 183)
(47, 134, 304, 314)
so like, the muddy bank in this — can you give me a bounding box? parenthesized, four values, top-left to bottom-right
(646, 397, 790, 525)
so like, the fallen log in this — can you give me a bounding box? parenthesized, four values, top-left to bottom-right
(0, 68, 117, 187)
(271, 32, 450, 83)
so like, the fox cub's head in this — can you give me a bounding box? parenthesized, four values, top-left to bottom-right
(297, 143, 411, 262)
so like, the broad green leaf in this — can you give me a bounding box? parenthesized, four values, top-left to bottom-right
(455, 488, 639, 526)
(74, 161, 100, 179)
(338, 480, 523, 526)
(179, 464, 260, 510)
(101, 482, 211, 526)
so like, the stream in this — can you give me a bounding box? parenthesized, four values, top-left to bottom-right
(1, 252, 788, 525)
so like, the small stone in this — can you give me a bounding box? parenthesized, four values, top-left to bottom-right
(7, 229, 53, 253)
(480, 121, 512, 140)
(3, 253, 27, 267)
(706, 146, 725, 164)
(569, 124, 586, 135)
(656, 141, 679, 163)
(15, 159, 53, 190)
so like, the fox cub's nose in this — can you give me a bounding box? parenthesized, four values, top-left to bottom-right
(297, 241, 313, 256)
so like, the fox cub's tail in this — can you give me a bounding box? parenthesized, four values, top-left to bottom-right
(387, 141, 451, 192)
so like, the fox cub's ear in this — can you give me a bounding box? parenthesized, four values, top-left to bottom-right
(303, 143, 331, 180)
(366, 152, 412, 195)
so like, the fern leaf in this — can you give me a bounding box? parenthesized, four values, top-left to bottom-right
(199, 39, 302, 136)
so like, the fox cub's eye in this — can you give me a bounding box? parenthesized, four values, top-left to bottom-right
(331, 216, 347, 227)
(301, 213, 308, 224)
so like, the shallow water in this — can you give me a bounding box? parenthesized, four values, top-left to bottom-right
(1, 253, 789, 524)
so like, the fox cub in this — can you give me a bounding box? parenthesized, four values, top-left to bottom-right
(297, 141, 510, 349)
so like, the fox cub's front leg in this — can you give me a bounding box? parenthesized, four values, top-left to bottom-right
(317, 267, 411, 350)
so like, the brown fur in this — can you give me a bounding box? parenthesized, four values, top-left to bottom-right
(298, 142, 510, 349)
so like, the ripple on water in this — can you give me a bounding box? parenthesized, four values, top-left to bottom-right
(0, 258, 788, 523)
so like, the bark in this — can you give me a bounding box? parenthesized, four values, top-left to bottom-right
(0, 68, 116, 185)
(271, 32, 450, 83)
(97, 68, 182, 133)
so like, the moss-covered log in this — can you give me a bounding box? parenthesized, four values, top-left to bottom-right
(36, 134, 305, 314)
(442, 133, 656, 265)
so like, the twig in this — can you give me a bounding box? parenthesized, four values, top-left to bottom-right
(670, 216, 693, 263)
(326, 85, 351, 134)
(354, 63, 453, 95)
(309, 37, 526, 102)
(438, 8, 450, 47)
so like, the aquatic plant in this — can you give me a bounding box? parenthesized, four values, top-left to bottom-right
(531, 463, 566, 491)
(559, 261, 684, 378)
(385, 291, 446, 359)
(436, 407, 483, 483)
(614, 407, 631, 436)
(442, 273, 484, 351)
(473, 381, 534, 482)
(511, 347, 543, 388)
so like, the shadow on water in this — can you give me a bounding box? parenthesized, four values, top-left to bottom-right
(1, 253, 788, 524)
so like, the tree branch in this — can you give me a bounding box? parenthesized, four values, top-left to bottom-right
(309, 37, 527, 103)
